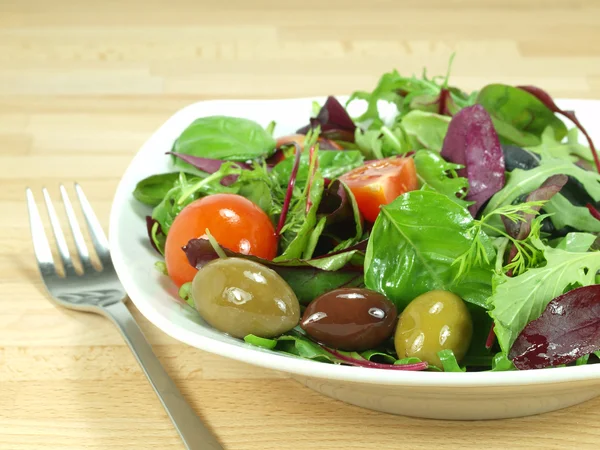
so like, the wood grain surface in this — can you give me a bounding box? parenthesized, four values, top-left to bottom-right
(2, 1, 600, 448)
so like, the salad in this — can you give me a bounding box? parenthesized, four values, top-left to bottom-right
(133, 61, 600, 373)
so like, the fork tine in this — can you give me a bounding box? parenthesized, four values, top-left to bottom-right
(26, 188, 56, 277)
(59, 184, 93, 271)
(74, 183, 111, 265)
(42, 188, 76, 275)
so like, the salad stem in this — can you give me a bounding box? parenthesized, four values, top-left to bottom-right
(275, 142, 303, 237)
(177, 170, 228, 205)
(321, 347, 429, 371)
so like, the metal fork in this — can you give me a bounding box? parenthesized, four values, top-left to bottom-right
(26, 183, 223, 450)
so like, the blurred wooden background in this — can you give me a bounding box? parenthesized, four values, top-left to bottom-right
(1, 0, 600, 448)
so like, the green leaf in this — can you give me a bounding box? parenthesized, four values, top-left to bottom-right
(271, 151, 364, 188)
(544, 193, 600, 233)
(172, 115, 277, 164)
(133, 173, 181, 207)
(413, 150, 472, 209)
(360, 349, 397, 364)
(438, 349, 466, 372)
(364, 191, 495, 310)
(151, 167, 239, 234)
(303, 216, 327, 259)
(553, 232, 597, 252)
(277, 173, 325, 260)
(401, 110, 451, 152)
(489, 243, 600, 352)
(575, 354, 590, 366)
(244, 334, 278, 350)
(276, 266, 364, 305)
(354, 127, 413, 159)
(527, 127, 594, 164)
(178, 282, 194, 307)
(490, 352, 516, 371)
(483, 158, 600, 215)
(154, 260, 168, 275)
(476, 84, 568, 144)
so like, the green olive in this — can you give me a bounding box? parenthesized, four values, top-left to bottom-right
(192, 257, 300, 338)
(394, 290, 473, 369)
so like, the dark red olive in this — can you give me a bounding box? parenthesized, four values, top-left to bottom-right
(300, 288, 397, 351)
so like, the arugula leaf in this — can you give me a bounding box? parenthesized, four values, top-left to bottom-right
(413, 150, 471, 208)
(476, 84, 568, 145)
(490, 242, 600, 352)
(133, 173, 181, 207)
(354, 126, 411, 159)
(544, 193, 600, 233)
(401, 110, 451, 152)
(483, 158, 600, 215)
(172, 115, 276, 164)
(527, 127, 594, 164)
(364, 191, 495, 310)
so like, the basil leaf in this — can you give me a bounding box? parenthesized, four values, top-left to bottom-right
(490, 243, 600, 352)
(414, 150, 471, 209)
(172, 115, 276, 164)
(476, 84, 568, 144)
(401, 110, 450, 152)
(133, 173, 180, 207)
(364, 191, 495, 310)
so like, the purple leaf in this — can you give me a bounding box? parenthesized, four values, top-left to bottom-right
(145, 216, 165, 255)
(509, 285, 600, 370)
(275, 142, 303, 237)
(320, 347, 428, 371)
(441, 104, 506, 216)
(297, 96, 357, 142)
(518, 85, 600, 173)
(317, 180, 362, 241)
(501, 175, 568, 240)
(167, 152, 251, 173)
(167, 152, 249, 186)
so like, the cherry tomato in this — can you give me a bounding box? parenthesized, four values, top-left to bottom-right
(165, 194, 277, 287)
(339, 157, 418, 222)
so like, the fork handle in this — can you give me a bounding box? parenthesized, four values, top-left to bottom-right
(101, 301, 223, 450)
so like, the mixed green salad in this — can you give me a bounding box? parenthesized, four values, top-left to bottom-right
(133, 61, 600, 372)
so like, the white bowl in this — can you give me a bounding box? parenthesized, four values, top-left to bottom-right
(109, 95, 600, 420)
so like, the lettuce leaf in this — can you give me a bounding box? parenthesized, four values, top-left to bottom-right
(489, 242, 600, 352)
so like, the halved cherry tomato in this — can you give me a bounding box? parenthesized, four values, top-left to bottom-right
(339, 157, 418, 222)
(165, 194, 277, 287)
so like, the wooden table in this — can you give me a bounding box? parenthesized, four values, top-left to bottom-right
(2, 1, 600, 448)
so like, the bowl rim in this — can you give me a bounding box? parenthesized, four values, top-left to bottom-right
(109, 95, 600, 388)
